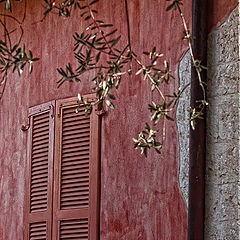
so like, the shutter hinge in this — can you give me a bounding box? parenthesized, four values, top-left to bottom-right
(95, 108, 106, 116)
(21, 116, 30, 131)
(50, 104, 54, 118)
(57, 104, 62, 118)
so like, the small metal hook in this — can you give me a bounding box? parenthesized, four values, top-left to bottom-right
(21, 116, 30, 131)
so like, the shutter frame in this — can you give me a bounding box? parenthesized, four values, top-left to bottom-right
(53, 94, 100, 239)
(24, 101, 55, 240)
(89, 101, 100, 240)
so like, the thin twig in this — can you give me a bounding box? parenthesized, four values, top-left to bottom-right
(131, 53, 166, 101)
(177, 6, 206, 101)
(85, 0, 114, 54)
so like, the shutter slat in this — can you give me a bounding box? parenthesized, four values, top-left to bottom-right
(60, 182, 89, 189)
(62, 129, 90, 138)
(62, 146, 89, 154)
(61, 225, 88, 230)
(31, 194, 48, 201)
(62, 168, 89, 176)
(61, 193, 89, 200)
(62, 124, 90, 133)
(32, 131, 49, 139)
(62, 161, 89, 168)
(31, 187, 48, 196)
(32, 125, 49, 134)
(62, 132, 89, 141)
(63, 115, 90, 124)
(32, 151, 48, 160)
(61, 186, 89, 193)
(30, 225, 46, 232)
(63, 118, 90, 127)
(62, 141, 90, 149)
(32, 134, 49, 143)
(31, 167, 48, 176)
(61, 198, 89, 207)
(32, 142, 49, 151)
(33, 121, 49, 130)
(32, 115, 49, 125)
(32, 157, 48, 166)
(29, 221, 47, 240)
(63, 110, 86, 119)
(62, 150, 89, 158)
(61, 220, 88, 225)
(61, 156, 89, 163)
(33, 112, 49, 121)
(62, 174, 89, 185)
(32, 163, 48, 171)
(31, 198, 48, 206)
(31, 173, 48, 180)
(61, 227, 88, 231)
(62, 106, 85, 114)
(61, 190, 89, 197)
(31, 205, 47, 212)
(62, 136, 90, 145)
(31, 178, 47, 186)
(62, 164, 89, 171)
(63, 105, 85, 112)
(32, 146, 49, 155)
(59, 219, 88, 239)
(31, 194, 47, 201)
(31, 160, 48, 168)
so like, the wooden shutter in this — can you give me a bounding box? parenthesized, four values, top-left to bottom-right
(24, 101, 55, 240)
(53, 94, 100, 239)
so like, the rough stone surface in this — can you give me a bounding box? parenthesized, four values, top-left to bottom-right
(176, 50, 191, 208)
(205, 5, 240, 239)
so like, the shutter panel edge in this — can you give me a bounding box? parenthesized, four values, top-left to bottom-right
(89, 103, 101, 240)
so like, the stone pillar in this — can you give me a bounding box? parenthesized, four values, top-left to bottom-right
(205, 5, 240, 239)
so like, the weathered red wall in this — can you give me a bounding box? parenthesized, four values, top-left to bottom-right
(97, 1, 191, 239)
(0, 1, 190, 238)
(208, 0, 238, 31)
(0, 0, 237, 239)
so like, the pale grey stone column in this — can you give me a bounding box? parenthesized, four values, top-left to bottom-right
(205, 5, 240, 239)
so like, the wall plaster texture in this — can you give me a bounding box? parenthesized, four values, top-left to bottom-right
(176, 50, 191, 208)
(205, 5, 240, 239)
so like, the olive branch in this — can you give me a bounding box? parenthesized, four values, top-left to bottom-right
(0, 0, 39, 100)
(43, 0, 207, 157)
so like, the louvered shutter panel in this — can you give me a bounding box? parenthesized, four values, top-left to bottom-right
(24, 101, 55, 240)
(53, 94, 100, 240)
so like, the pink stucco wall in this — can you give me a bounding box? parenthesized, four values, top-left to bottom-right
(0, 1, 190, 238)
(0, 0, 237, 239)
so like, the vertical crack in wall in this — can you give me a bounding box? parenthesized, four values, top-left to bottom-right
(176, 50, 191, 208)
(205, 5, 240, 239)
